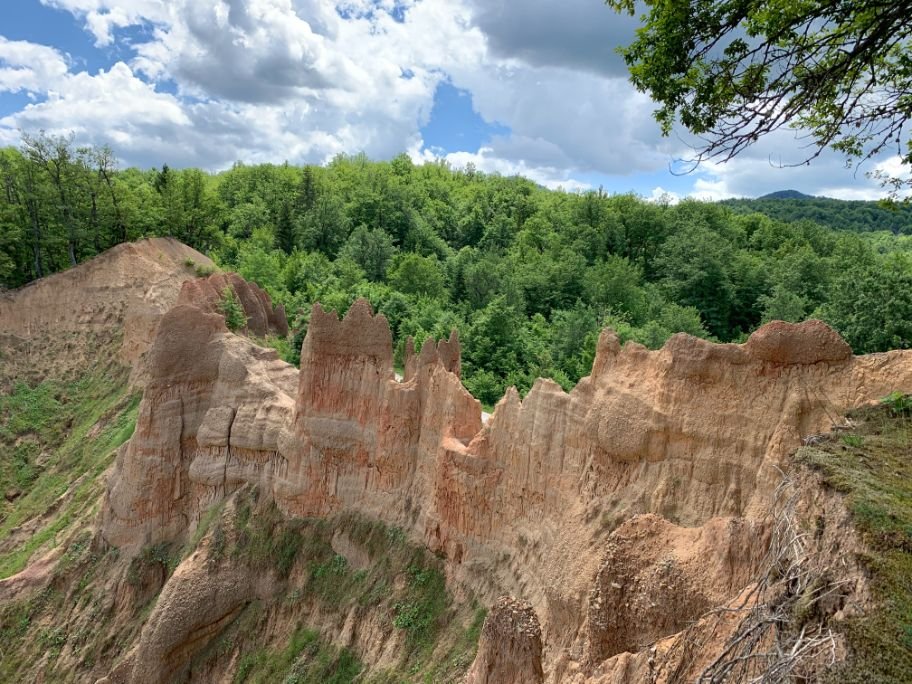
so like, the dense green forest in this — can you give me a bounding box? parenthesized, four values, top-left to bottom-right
(2, 133, 911, 404)
(723, 194, 912, 234)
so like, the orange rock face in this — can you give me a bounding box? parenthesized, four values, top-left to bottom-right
(467, 596, 544, 684)
(101, 296, 912, 682)
(101, 302, 297, 552)
(177, 271, 288, 338)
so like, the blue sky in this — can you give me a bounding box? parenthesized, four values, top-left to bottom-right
(0, 0, 898, 200)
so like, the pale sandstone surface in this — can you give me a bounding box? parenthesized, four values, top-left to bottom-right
(0, 238, 214, 385)
(99, 290, 912, 682)
(101, 303, 297, 552)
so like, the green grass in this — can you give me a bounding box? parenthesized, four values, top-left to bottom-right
(0, 586, 69, 679)
(796, 395, 912, 683)
(233, 627, 362, 684)
(0, 369, 137, 577)
(184, 257, 216, 278)
(231, 495, 308, 579)
(392, 564, 449, 651)
(213, 499, 478, 682)
(251, 334, 298, 366)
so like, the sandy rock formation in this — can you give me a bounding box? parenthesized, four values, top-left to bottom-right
(466, 596, 544, 684)
(0, 238, 213, 386)
(585, 515, 767, 663)
(276, 301, 481, 530)
(115, 550, 277, 684)
(101, 300, 297, 551)
(100, 295, 912, 682)
(176, 271, 288, 338)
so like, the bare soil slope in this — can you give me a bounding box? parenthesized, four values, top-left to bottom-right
(0, 237, 213, 387)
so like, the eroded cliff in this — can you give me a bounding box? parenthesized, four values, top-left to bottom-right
(100, 287, 912, 682)
(0, 238, 215, 388)
(3, 241, 911, 683)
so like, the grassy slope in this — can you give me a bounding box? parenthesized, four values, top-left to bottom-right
(0, 367, 137, 577)
(186, 495, 485, 684)
(796, 394, 912, 682)
(0, 365, 139, 681)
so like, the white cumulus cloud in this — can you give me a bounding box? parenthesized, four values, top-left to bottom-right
(0, 37, 70, 93)
(0, 0, 900, 199)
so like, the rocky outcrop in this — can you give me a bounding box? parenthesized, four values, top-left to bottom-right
(101, 302, 297, 551)
(276, 301, 481, 532)
(101, 294, 912, 682)
(0, 238, 214, 386)
(177, 271, 288, 338)
(117, 552, 269, 684)
(466, 596, 544, 684)
(586, 515, 767, 663)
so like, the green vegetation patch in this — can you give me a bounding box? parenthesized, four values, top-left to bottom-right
(795, 395, 912, 683)
(206, 496, 481, 682)
(251, 334, 298, 366)
(0, 367, 136, 578)
(219, 285, 248, 331)
(233, 626, 362, 684)
(231, 493, 308, 579)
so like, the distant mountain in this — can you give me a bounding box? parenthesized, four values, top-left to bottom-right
(758, 189, 815, 200)
(722, 194, 912, 234)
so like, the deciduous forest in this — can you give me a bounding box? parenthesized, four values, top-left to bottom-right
(3, 134, 911, 405)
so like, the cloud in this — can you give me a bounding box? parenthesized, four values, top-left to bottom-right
(137, 1, 353, 103)
(11, 0, 656, 179)
(40, 0, 170, 46)
(4, 1, 484, 168)
(415, 145, 592, 191)
(451, 63, 669, 176)
(648, 186, 680, 204)
(675, 126, 902, 200)
(0, 37, 70, 93)
(468, 0, 638, 77)
(0, 0, 901, 201)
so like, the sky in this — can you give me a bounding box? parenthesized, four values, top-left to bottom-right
(0, 0, 902, 200)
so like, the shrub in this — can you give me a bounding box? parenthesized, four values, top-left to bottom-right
(881, 391, 912, 415)
(219, 286, 248, 331)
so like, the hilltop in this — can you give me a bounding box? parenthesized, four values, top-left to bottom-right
(759, 189, 815, 200)
(723, 193, 912, 234)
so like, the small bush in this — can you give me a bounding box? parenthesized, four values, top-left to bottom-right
(218, 286, 248, 332)
(184, 257, 215, 278)
(841, 434, 864, 448)
(881, 391, 912, 415)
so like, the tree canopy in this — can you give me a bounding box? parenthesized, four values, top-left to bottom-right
(2, 132, 911, 406)
(609, 0, 912, 179)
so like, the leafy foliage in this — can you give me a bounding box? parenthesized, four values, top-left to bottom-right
(608, 0, 912, 183)
(724, 196, 912, 236)
(3, 137, 912, 403)
(218, 286, 248, 332)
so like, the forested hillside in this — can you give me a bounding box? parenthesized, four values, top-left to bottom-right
(723, 195, 912, 234)
(2, 134, 911, 404)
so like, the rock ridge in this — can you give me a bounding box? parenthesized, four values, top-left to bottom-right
(101, 293, 912, 682)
